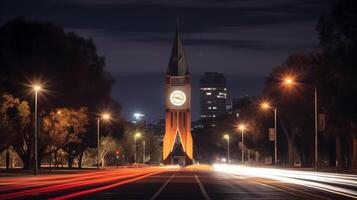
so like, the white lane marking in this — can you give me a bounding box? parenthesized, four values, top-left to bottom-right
(149, 174, 175, 200)
(195, 175, 212, 200)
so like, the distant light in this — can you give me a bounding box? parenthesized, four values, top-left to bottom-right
(135, 132, 141, 138)
(261, 101, 271, 110)
(223, 134, 229, 140)
(133, 112, 144, 120)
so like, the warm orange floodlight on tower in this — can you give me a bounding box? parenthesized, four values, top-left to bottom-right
(163, 19, 193, 166)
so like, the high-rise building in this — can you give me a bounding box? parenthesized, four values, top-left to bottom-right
(200, 72, 228, 127)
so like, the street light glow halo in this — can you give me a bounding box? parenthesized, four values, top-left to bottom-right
(282, 75, 297, 87)
(101, 113, 111, 121)
(261, 101, 271, 110)
(135, 132, 141, 138)
(236, 124, 246, 131)
(33, 85, 42, 91)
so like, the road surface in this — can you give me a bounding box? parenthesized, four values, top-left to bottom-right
(0, 165, 356, 200)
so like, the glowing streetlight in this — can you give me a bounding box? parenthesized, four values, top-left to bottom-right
(96, 112, 111, 169)
(237, 124, 246, 163)
(261, 102, 271, 110)
(134, 132, 141, 163)
(102, 113, 111, 121)
(33, 85, 41, 91)
(280, 75, 319, 170)
(32, 84, 42, 175)
(223, 134, 230, 163)
(260, 101, 278, 166)
(283, 76, 295, 86)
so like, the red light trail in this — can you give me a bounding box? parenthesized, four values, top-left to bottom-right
(0, 167, 166, 199)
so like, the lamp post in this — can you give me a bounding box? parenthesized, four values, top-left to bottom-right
(238, 125, 246, 163)
(223, 134, 230, 163)
(134, 132, 141, 163)
(97, 113, 111, 169)
(33, 85, 41, 175)
(143, 140, 146, 163)
(283, 76, 319, 170)
(314, 86, 318, 171)
(260, 102, 278, 165)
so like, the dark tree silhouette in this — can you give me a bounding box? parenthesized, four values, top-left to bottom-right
(317, 0, 357, 168)
(0, 17, 121, 169)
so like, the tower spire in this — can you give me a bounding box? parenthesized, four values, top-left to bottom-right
(166, 18, 189, 76)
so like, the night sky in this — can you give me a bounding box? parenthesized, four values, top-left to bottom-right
(0, 0, 333, 122)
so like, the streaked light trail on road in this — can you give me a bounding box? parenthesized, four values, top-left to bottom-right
(213, 164, 357, 199)
(0, 167, 167, 200)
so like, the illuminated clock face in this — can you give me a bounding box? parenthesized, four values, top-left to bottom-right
(170, 90, 186, 106)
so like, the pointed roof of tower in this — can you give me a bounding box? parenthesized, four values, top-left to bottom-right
(167, 18, 189, 76)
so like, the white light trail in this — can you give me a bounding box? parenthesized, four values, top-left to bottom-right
(213, 164, 357, 199)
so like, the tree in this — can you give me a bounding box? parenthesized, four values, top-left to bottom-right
(317, 0, 357, 168)
(0, 94, 32, 169)
(99, 135, 120, 167)
(42, 107, 89, 168)
(0, 17, 122, 167)
(262, 52, 325, 167)
(0, 17, 116, 110)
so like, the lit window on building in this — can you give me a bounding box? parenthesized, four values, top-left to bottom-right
(217, 95, 226, 99)
(206, 92, 212, 95)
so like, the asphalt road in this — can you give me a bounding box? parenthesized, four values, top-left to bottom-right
(0, 166, 356, 200)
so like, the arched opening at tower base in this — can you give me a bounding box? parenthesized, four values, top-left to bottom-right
(163, 132, 193, 166)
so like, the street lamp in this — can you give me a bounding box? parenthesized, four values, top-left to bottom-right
(260, 101, 278, 166)
(97, 112, 111, 169)
(238, 124, 246, 163)
(143, 140, 146, 163)
(32, 84, 42, 175)
(282, 76, 319, 171)
(284, 77, 294, 85)
(134, 132, 141, 163)
(223, 134, 230, 163)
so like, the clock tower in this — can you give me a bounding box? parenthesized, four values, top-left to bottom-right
(163, 22, 193, 166)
